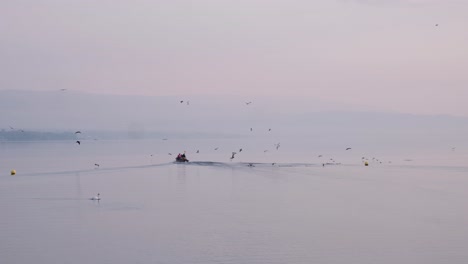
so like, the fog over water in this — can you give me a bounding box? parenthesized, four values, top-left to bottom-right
(2, 0, 468, 262)
(2, 138, 468, 264)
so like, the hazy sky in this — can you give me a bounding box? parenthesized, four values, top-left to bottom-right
(1, 0, 467, 115)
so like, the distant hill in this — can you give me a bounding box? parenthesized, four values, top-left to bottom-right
(1, 90, 468, 144)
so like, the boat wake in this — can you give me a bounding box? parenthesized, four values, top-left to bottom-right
(20, 161, 340, 177)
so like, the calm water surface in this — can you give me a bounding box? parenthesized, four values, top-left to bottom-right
(1, 140, 468, 263)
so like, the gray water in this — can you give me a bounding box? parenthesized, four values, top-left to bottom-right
(1, 139, 468, 263)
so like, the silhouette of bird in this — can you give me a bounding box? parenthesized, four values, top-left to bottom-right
(214, 147, 219, 150)
(318, 155, 322, 158)
(180, 100, 184, 103)
(76, 141, 81, 145)
(230, 152, 237, 160)
(247, 163, 255, 167)
(346, 148, 352, 150)
(274, 143, 280, 150)
(268, 128, 272, 131)
(94, 163, 100, 167)
(250, 128, 253, 131)
(196, 150, 199, 153)
(435, 24, 439, 26)
(90, 193, 101, 201)
(75, 131, 81, 134)
(239, 148, 243, 152)
(245, 102, 252, 105)
(168, 153, 172, 155)
(162, 138, 168, 141)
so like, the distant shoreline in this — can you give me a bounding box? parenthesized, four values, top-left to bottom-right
(0, 130, 77, 141)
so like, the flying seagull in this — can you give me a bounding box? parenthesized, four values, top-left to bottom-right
(274, 143, 280, 150)
(180, 100, 184, 103)
(346, 148, 352, 150)
(94, 163, 100, 167)
(268, 128, 272, 132)
(239, 148, 243, 152)
(76, 141, 81, 145)
(196, 150, 199, 153)
(214, 147, 219, 150)
(245, 102, 252, 105)
(318, 155, 322, 157)
(230, 152, 237, 160)
(75, 131, 81, 134)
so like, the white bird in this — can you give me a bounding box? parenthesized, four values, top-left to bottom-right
(90, 193, 101, 200)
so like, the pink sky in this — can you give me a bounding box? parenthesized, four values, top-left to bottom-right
(1, 0, 467, 115)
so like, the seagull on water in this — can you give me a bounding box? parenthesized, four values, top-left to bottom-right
(90, 193, 101, 201)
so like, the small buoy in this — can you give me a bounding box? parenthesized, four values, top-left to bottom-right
(10, 169, 16, 175)
(364, 162, 369, 166)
